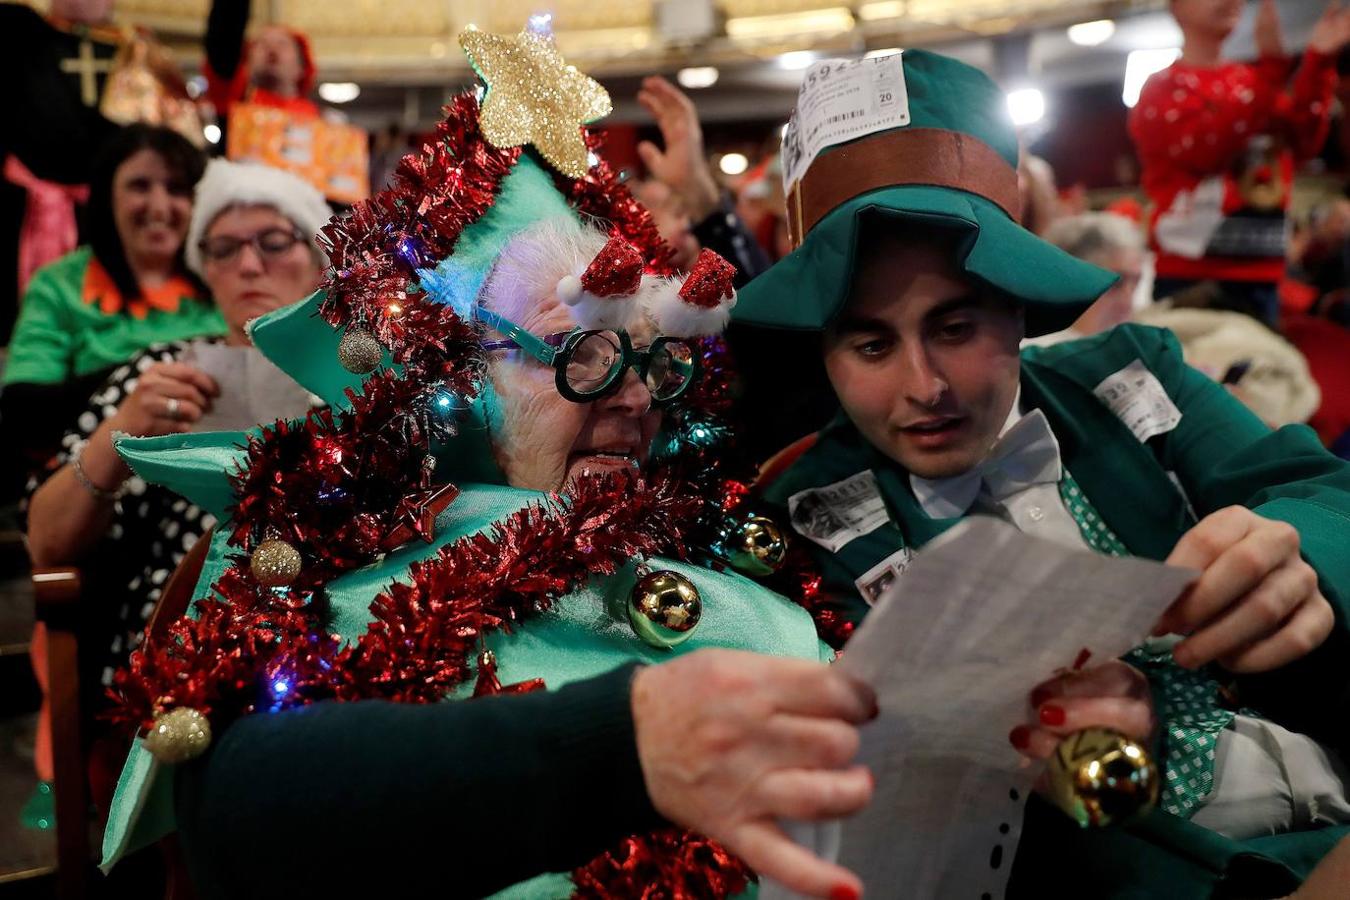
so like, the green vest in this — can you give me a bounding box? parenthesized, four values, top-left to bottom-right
(3, 247, 225, 384)
(101, 478, 825, 898)
(765, 323, 1350, 897)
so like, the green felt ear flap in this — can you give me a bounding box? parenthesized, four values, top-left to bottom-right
(115, 431, 252, 523)
(248, 290, 376, 410)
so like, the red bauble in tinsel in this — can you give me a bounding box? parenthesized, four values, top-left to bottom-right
(338, 513, 384, 556)
(554, 130, 675, 276)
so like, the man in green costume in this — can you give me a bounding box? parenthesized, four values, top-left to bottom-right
(743, 48, 1350, 897)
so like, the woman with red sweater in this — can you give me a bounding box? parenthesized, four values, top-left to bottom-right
(1130, 0, 1350, 325)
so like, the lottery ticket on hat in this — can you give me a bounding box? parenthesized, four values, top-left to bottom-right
(782, 52, 911, 193)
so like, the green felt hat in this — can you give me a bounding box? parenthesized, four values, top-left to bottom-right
(734, 49, 1116, 337)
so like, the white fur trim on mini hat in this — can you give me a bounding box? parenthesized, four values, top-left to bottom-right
(641, 280, 734, 335)
(185, 160, 333, 277)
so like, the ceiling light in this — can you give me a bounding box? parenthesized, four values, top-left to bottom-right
(318, 82, 361, 104)
(1068, 19, 1116, 47)
(677, 66, 719, 89)
(777, 51, 816, 71)
(719, 153, 749, 176)
(1006, 88, 1045, 126)
(858, 1, 904, 20)
(1123, 48, 1180, 107)
(726, 8, 853, 42)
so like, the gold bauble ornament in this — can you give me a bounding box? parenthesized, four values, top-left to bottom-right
(628, 569, 702, 649)
(458, 26, 612, 178)
(250, 539, 302, 587)
(1046, 728, 1159, 828)
(338, 328, 384, 374)
(143, 707, 212, 764)
(725, 515, 788, 576)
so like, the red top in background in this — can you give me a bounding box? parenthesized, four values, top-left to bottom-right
(1129, 51, 1337, 284)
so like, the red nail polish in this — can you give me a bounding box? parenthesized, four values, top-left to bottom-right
(829, 886, 861, 900)
(1008, 725, 1031, 750)
(1039, 705, 1066, 727)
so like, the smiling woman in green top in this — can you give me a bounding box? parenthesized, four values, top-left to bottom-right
(0, 124, 224, 495)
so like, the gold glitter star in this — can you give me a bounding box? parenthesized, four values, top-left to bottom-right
(459, 26, 612, 179)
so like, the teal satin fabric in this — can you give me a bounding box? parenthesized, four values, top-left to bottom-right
(102, 482, 827, 878)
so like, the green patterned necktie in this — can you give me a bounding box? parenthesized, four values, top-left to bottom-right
(1058, 470, 1246, 818)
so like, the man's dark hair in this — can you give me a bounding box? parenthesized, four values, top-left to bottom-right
(85, 124, 207, 305)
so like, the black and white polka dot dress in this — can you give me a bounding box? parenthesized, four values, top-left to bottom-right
(50, 340, 219, 691)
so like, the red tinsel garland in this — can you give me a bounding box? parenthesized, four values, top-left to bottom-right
(110, 472, 696, 727)
(318, 95, 522, 369)
(556, 131, 675, 277)
(226, 371, 472, 587)
(573, 828, 755, 899)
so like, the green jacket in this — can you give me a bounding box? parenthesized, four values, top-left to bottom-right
(765, 323, 1350, 898)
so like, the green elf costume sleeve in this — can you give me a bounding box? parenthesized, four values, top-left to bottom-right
(3, 250, 81, 385)
(1025, 323, 1350, 758)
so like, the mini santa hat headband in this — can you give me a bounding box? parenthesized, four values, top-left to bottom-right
(556, 235, 738, 337)
(472, 221, 737, 338)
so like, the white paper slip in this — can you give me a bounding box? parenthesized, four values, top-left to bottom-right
(854, 547, 914, 606)
(782, 53, 910, 193)
(181, 340, 319, 433)
(1093, 359, 1183, 444)
(787, 470, 890, 553)
(762, 516, 1196, 900)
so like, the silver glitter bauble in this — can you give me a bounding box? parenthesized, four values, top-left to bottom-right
(338, 328, 384, 374)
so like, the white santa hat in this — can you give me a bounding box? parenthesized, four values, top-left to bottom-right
(185, 160, 333, 277)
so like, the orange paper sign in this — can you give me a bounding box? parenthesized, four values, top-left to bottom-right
(227, 103, 369, 204)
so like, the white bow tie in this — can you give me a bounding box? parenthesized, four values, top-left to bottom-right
(909, 409, 1063, 519)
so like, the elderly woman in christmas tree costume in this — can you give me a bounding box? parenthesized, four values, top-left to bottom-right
(744, 49, 1350, 897)
(96, 28, 876, 900)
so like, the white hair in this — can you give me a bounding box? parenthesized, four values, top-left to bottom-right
(478, 218, 690, 333)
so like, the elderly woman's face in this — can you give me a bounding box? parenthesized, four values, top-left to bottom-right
(201, 205, 323, 342)
(487, 294, 663, 492)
